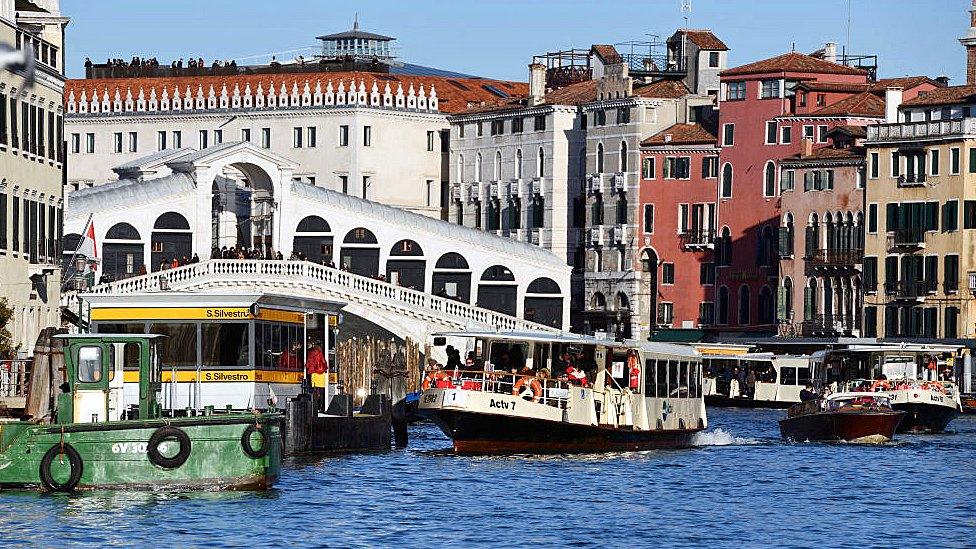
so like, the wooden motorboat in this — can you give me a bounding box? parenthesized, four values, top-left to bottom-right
(779, 393, 905, 444)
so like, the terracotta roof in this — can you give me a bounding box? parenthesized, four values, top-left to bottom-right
(870, 76, 943, 92)
(795, 81, 869, 93)
(65, 71, 527, 115)
(545, 79, 599, 105)
(901, 84, 976, 107)
(591, 45, 623, 65)
(682, 30, 729, 51)
(721, 52, 868, 77)
(633, 79, 690, 99)
(828, 124, 867, 138)
(641, 123, 717, 146)
(805, 92, 885, 117)
(780, 146, 864, 163)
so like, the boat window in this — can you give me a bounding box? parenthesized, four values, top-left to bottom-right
(202, 322, 250, 367)
(656, 360, 668, 398)
(124, 342, 141, 371)
(689, 362, 700, 398)
(668, 360, 679, 396)
(781, 366, 798, 385)
(532, 343, 552, 374)
(150, 341, 162, 384)
(797, 367, 810, 386)
(757, 362, 777, 383)
(644, 359, 657, 396)
(148, 323, 198, 368)
(77, 345, 102, 383)
(256, 321, 303, 370)
(679, 362, 690, 397)
(107, 344, 116, 381)
(488, 341, 528, 372)
(94, 322, 146, 334)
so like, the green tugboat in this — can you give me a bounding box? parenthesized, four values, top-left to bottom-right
(0, 334, 282, 491)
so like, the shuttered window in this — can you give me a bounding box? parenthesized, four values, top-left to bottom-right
(943, 200, 959, 232)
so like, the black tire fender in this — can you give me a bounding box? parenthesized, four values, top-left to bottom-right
(241, 423, 268, 459)
(147, 426, 192, 469)
(39, 443, 83, 492)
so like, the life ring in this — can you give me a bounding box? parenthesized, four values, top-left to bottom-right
(147, 426, 192, 469)
(870, 380, 890, 392)
(422, 370, 452, 390)
(511, 376, 542, 402)
(241, 423, 269, 459)
(39, 443, 83, 492)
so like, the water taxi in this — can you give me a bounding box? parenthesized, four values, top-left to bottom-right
(418, 331, 706, 454)
(811, 344, 963, 433)
(779, 393, 905, 444)
(699, 345, 811, 408)
(0, 334, 281, 491)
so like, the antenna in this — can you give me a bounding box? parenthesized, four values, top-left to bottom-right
(681, 0, 692, 27)
(846, 0, 852, 57)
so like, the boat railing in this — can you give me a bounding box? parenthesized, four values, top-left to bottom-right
(844, 378, 956, 397)
(428, 368, 577, 408)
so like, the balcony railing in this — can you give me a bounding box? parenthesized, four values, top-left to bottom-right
(884, 280, 937, 300)
(897, 173, 926, 187)
(867, 118, 976, 142)
(886, 228, 926, 251)
(801, 314, 855, 336)
(807, 248, 863, 269)
(679, 229, 715, 250)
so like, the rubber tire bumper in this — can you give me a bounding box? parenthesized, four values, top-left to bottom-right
(40, 443, 83, 492)
(147, 426, 192, 469)
(241, 424, 269, 459)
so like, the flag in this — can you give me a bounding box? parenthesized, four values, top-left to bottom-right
(78, 215, 98, 260)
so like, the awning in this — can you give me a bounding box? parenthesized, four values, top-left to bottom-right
(649, 329, 707, 343)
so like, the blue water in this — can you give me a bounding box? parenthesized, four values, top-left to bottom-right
(1, 408, 974, 548)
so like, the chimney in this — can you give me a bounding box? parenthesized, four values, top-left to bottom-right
(936, 75, 951, 87)
(801, 138, 813, 157)
(528, 63, 546, 107)
(959, 0, 976, 85)
(823, 42, 837, 63)
(885, 87, 903, 123)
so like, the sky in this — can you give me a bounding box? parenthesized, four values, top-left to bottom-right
(63, 0, 969, 84)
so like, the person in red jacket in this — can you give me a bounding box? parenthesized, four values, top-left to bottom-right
(305, 341, 328, 376)
(627, 350, 640, 391)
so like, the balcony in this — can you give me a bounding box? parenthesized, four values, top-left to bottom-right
(897, 173, 926, 188)
(679, 229, 715, 250)
(586, 174, 605, 195)
(886, 228, 926, 251)
(611, 173, 628, 194)
(801, 314, 857, 336)
(806, 248, 863, 271)
(884, 280, 936, 301)
(867, 118, 976, 143)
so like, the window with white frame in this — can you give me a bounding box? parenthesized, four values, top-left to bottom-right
(662, 264, 675, 285)
(293, 127, 303, 148)
(127, 132, 137, 153)
(802, 125, 814, 140)
(643, 204, 654, 233)
(427, 130, 435, 151)
(338, 125, 349, 147)
(702, 156, 718, 178)
(260, 128, 270, 148)
(817, 125, 828, 143)
(678, 203, 689, 233)
(213, 129, 222, 145)
(726, 81, 745, 101)
(765, 121, 777, 144)
(722, 123, 734, 146)
(172, 131, 181, 148)
(951, 147, 960, 174)
(198, 129, 208, 149)
(780, 168, 795, 192)
(241, 128, 251, 142)
(156, 131, 166, 151)
(363, 125, 372, 147)
(760, 79, 780, 98)
(70, 132, 80, 154)
(664, 157, 691, 179)
(86, 133, 95, 153)
(780, 126, 792, 144)
(642, 157, 655, 179)
(113, 132, 122, 153)
(307, 127, 316, 148)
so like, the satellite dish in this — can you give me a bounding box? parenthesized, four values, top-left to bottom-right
(0, 42, 35, 88)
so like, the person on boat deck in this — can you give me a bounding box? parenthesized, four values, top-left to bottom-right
(305, 340, 327, 376)
(628, 361, 640, 391)
(465, 351, 478, 370)
(745, 369, 757, 398)
(445, 345, 463, 371)
(800, 383, 818, 402)
(562, 364, 589, 387)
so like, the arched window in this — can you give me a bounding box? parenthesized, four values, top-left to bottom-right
(805, 278, 818, 320)
(389, 239, 423, 256)
(153, 212, 190, 230)
(516, 149, 523, 179)
(527, 277, 560, 294)
(597, 143, 605, 173)
(494, 150, 502, 181)
(342, 227, 377, 244)
(620, 141, 628, 172)
(537, 147, 545, 178)
(763, 161, 776, 197)
(782, 213, 794, 257)
(480, 265, 515, 281)
(296, 215, 331, 233)
(435, 252, 469, 269)
(721, 163, 733, 198)
(457, 154, 464, 183)
(475, 153, 483, 182)
(106, 222, 140, 240)
(823, 278, 834, 316)
(738, 285, 751, 325)
(615, 291, 630, 311)
(591, 292, 607, 310)
(717, 226, 732, 266)
(717, 286, 730, 325)
(807, 213, 820, 258)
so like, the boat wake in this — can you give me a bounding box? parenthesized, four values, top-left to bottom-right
(692, 428, 760, 446)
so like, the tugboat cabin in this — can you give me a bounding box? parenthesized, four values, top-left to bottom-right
(54, 334, 166, 423)
(81, 292, 344, 412)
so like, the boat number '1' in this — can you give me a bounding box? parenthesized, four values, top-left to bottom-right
(489, 398, 515, 411)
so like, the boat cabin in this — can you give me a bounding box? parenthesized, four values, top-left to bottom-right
(811, 344, 963, 392)
(81, 292, 344, 411)
(697, 344, 811, 405)
(53, 334, 166, 424)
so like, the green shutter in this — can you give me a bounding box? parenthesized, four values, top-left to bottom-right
(886, 203, 898, 230)
(777, 286, 787, 322)
(970, 148, 976, 173)
(925, 202, 939, 231)
(803, 287, 813, 321)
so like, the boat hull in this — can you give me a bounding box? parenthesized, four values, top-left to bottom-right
(779, 411, 905, 443)
(424, 409, 700, 455)
(892, 402, 958, 434)
(0, 415, 282, 491)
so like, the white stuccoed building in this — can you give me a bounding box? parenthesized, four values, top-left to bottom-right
(62, 25, 526, 218)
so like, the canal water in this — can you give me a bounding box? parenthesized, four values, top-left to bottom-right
(2, 408, 973, 548)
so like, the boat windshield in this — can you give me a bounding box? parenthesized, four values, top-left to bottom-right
(826, 394, 891, 411)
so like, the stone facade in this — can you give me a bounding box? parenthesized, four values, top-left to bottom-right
(0, 0, 67, 357)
